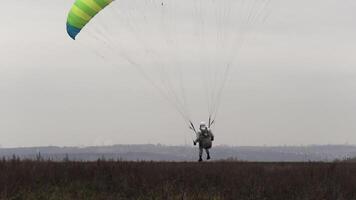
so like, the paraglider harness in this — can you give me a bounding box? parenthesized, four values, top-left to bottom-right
(189, 116, 215, 144)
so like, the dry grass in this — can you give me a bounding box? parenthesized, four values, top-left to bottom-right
(0, 158, 356, 199)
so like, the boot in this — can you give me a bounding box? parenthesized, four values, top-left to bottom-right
(207, 154, 211, 160)
(198, 157, 203, 162)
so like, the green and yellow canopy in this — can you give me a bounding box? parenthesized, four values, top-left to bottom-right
(66, 0, 114, 40)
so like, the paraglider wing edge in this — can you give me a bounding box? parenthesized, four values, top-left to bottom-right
(67, 23, 82, 40)
(66, 0, 115, 40)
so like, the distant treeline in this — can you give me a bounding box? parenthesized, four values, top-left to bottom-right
(1, 144, 356, 162)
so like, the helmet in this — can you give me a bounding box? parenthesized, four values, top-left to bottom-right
(200, 121, 207, 129)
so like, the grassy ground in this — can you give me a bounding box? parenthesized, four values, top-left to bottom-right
(1, 159, 356, 200)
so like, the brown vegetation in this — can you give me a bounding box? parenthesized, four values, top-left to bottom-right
(0, 159, 356, 199)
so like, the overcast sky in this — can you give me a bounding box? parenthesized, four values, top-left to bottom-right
(1, 0, 356, 147)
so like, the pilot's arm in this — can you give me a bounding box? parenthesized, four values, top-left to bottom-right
(209, 130, 214, 141)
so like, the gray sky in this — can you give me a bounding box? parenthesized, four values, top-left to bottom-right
(1, 0, 356, 147)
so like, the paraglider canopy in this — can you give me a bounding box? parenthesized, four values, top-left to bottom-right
(66, 0, 114, 39)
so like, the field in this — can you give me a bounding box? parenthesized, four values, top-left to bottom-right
(1, 159, 356, 200)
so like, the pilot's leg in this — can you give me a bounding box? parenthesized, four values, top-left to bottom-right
(206, 148, 211, 160)
(198, 147, 203, 162)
